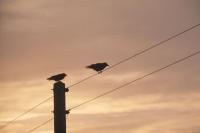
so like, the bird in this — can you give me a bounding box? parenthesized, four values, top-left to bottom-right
(86, 62, 109, 73)
(47, 73, 67, 81)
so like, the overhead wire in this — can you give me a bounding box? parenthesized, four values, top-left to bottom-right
(0, 23, 199, 130)
(69, 50, 200, 110)
(28, 49, 200, 132)
(28, 118, 53, 133)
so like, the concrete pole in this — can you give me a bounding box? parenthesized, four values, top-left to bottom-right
(53, 81, 68, 133)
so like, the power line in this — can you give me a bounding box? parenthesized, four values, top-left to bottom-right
(70, 50, 200, 110)
(1, 23, 199, 130)
(106, 24, 200, 70)
(0, 97, 52, 130)
(28, 49, 200, 133)
(28, 118, 53, 133)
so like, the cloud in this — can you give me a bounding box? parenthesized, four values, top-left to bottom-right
(0, 0, 200, 133)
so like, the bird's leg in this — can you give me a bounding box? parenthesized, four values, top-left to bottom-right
(98, 71, 103, 74)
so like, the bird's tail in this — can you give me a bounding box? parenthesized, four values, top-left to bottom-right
(86, 66, 91, 68)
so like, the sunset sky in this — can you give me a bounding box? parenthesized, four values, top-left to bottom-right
(0, 0, 200, 133)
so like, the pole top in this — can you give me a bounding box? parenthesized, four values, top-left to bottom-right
(54, 81, 65, 87)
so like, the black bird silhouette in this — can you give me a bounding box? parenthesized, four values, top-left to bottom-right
(47, 73, 67, 81)
(86, 62, 109, 73)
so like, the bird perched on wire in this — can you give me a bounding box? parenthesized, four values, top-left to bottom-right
(47, 73, 67, 81)
(86, 62, 109, 73)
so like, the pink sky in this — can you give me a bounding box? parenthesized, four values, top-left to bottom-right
(0, 0, 200, 133)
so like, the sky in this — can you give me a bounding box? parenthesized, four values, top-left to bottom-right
(0, 0, 200, 133)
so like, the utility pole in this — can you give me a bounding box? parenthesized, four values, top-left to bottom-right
(53, 81, 69, 133)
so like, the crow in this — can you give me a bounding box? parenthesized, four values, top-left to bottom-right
(86, 62, 109, 73)
(47, 73, 67, 81)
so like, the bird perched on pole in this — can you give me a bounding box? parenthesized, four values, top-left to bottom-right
(86, 62, 109, 73)
(47, 73, 67, 81)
